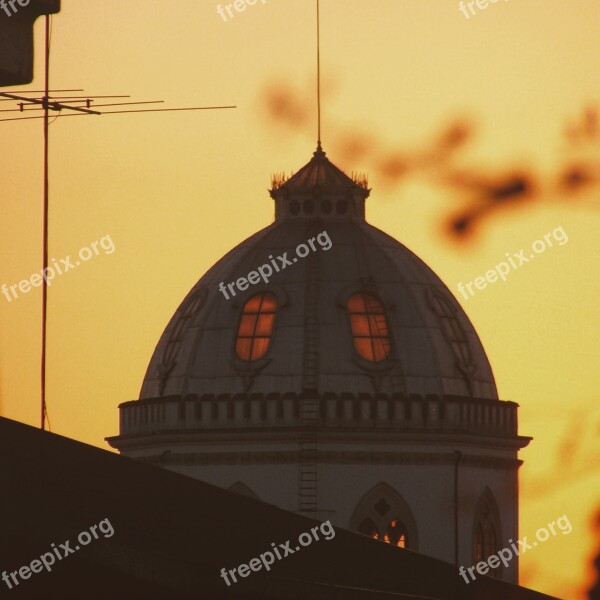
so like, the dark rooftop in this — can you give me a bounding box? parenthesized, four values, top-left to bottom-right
(1, 417, 556, 599)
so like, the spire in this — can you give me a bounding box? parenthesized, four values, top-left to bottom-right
(316, 0, 322, 148)
(268, 2, 369, 221)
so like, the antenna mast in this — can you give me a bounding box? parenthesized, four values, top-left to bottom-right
(1, 17, 235, 431)
(41, 15, 51, 430)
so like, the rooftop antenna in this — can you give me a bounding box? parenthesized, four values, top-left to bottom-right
(0, 15, 236, 431)
(316, 0, 322, 149)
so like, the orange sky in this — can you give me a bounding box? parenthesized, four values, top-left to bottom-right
(1, 1, 599, 598)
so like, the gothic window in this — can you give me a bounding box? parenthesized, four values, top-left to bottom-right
(473, 488, 502, 577)
(347, 293, 391, 362)
(235, 293, 277, 361)
(383, 518, 408, 548)
(474, 523, 484, 562)
(350, 483, 417, 551)
(358, 516, 408, 547)
(357, 517, 378, 538)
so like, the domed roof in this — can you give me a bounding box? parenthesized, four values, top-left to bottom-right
(139, 147, 498, 401)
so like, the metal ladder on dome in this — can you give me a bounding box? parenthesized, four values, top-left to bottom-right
(299, 396, 319, 515)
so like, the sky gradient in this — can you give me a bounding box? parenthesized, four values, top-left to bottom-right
(0, 1, 599, 597)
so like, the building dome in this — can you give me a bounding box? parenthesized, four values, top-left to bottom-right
(109, 146, 529, 584)
(140, 146, 498, 401)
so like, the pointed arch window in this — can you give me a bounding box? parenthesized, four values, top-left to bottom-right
(473, 489, 502, 577)
(383, 518, 408, 548)
(347, 293, 391, 362)
(357, 518, 379, 538)
(358, 516, 408, 548)
(235, 293, 277, 361)
(351, 483, 417, 551)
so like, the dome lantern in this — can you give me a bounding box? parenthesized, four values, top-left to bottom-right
(270, 144, 370, 221)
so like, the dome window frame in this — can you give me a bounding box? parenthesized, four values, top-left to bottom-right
(346, 292, 392, 363)
(234, 292, 278, 362)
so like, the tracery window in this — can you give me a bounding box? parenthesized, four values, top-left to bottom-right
(235, 293, 277, 361)
(358, 516, 408, 548)
(351, 484, 417, 551)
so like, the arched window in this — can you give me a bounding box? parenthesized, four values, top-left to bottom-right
(428, 291, 472, 371)
(235, 293, 277, 361)
(347, 293, 391, 362)
(357, 518, 378, 538)
(474, 523, 484, 562)
(383, 518, 408, 548)
(350, 483, 417, 551)
(357, 517, 407, 547)
(473, 488, 502, 577)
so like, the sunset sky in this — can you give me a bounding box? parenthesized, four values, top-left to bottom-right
(0, 1, 599, 597)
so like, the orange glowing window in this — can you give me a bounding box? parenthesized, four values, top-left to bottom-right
(347, 293, 391, 361)
(235, 293, 277, 361)
(383, 519, 407, 549)
(359, 517, 408, 548)
(358, 518, 379, 539)
(474, 523, 484, 562)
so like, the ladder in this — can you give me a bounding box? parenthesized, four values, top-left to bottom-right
(299, 396, 319, 514)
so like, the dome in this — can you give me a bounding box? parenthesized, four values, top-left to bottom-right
(140, 146, 498, 401)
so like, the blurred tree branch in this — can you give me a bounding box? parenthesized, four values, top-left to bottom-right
(261, 81, 599, 243)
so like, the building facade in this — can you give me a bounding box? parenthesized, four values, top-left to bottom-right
(108, 145, 531, 583)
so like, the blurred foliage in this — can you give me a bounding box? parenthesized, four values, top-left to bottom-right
(261, 81, 599, 244)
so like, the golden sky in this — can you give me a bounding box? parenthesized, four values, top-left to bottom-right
(1, 1, 599, 597)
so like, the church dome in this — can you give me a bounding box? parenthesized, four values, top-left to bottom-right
(140, 146, 498, 401)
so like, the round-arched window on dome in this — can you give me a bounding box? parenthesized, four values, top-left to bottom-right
(347, 293, 391, 361)
(235, 293, 278, 361)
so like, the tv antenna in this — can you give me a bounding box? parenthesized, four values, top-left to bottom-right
(0, 15, 236, 431)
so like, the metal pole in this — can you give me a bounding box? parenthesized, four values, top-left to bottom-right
(41, 15, 50, 430)
(316, 0, 321, 146)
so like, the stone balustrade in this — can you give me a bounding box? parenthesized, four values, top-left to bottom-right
(118, 393, 518, 438)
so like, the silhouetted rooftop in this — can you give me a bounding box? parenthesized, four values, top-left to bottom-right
(1, 417, 556, 599)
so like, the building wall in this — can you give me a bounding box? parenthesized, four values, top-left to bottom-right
(158, 448, 520, 584)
